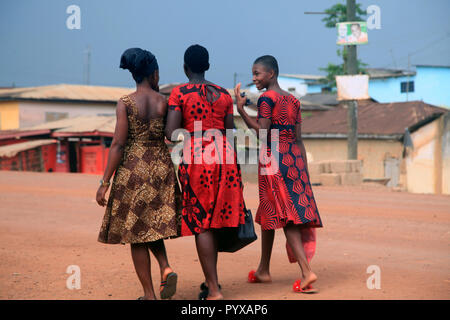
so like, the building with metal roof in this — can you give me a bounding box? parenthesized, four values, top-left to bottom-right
(300, 100, 449, 194)
(0, 84, 133, 130)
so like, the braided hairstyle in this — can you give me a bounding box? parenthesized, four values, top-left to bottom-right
(120, 48, 159, 83)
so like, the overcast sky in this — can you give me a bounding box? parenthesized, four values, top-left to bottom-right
(1, 0, 449, 88)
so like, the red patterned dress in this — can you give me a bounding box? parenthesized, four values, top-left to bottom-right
(256, 90, 323, 262)
(168, 83, 246, 236)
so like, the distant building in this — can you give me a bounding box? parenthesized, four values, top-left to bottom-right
(0, 84, 133, 130)
(367, 65, 450, 107)
(301, 100, 450, 195)
(0, 116, 115, 174)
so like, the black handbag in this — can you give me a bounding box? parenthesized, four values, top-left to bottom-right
(216, 206, 257, 253)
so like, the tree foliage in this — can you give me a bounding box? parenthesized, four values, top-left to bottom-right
(319, 48, 368, 88)
(319, 2, 368, 88)
(321, 3, 367, 28)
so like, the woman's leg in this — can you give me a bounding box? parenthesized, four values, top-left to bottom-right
(147, 240, 174, 283)
(283, 224, 317, 288)
(130, 243, 156, 300)
(254, 229, 275, 282)
(195, 230, 222, 299)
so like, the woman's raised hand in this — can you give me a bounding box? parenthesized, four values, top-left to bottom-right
(234, 83, 247, 113)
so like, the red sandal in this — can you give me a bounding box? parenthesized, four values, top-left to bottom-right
(248, 270, 261, 283)
(293, 279, 319, 294)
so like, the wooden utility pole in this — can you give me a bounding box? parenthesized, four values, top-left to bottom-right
(346, 0, 358, 160)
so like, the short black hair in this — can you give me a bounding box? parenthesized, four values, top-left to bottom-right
(253, 55, 279, 76)
(184, 44, 210, 73)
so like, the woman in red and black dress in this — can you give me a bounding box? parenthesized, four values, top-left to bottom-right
(235, 55, 323, 293)
(165, 45, 246, 300)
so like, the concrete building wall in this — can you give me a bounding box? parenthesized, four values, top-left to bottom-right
(18, 101, 115, 128)
(303, 138, 403, 181)
(306, 84, 324, 94)
(0, 101, 20, 130)
(406, 119, 440, 194)
(440, 113, 450, 195)
(303, 139, 347, 163)
(414, 66, 450, 108)
(368, 75, 419, 103)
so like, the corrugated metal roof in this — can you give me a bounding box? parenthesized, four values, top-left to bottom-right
(13, 106, 255, 139)
(24, 116, 116, 135)
(0, 139, 57, 158)
(302, 100, 447, 138)
(280, 74, 325, 81)
(365, 68, 416, 79)
(300, 93, 340, 106)
(53, 117, 116, 134)
(278, 68, 416, 81)
(0, 84, 134, 103)
(159, 83, 183, 96)
(23, 109, 253, 135)
(0, 129, 51, 140)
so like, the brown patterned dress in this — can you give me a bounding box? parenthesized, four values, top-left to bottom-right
(98, 94, 181, 244)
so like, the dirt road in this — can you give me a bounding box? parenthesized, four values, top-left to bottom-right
(0, 171, 449, 300)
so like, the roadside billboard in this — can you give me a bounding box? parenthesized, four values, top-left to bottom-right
(337, 21, 368, 45)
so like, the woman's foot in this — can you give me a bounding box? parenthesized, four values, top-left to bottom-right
(198, 290, 224, 300)
(160, 267, 177, 299)
(207, 293, 224, 300)
(198, 280, 223, 300)
(293, 272, 318, 293)
(248, 270, 272, 283)
(301, 271, 317, 290)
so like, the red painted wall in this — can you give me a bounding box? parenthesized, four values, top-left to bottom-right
(80, 145, 110, 175)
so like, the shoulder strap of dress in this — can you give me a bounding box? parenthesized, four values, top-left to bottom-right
(120, 94, 132, 107)
(120, 94, 138, 115)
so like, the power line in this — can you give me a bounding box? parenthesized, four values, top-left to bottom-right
(409, 32, 450, 56)
(380, 32, 450, 68)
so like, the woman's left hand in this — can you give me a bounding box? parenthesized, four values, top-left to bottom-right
(96, 186, 108, 207)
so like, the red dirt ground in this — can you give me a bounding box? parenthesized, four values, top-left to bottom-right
(0, 171, 449, 300)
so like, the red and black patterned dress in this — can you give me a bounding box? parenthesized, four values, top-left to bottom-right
(168, 83, 246, 236)
(256, 90, 323, 262)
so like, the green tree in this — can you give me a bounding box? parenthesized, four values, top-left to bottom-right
(319, 2, 368, 88)
(321, 2, 366, 27)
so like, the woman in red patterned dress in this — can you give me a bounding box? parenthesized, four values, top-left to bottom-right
(235, 55, 323, 293)
(165, 45, 246, 300)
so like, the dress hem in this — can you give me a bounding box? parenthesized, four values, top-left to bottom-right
(255, 218, 322, 231)
(97, 233, 180, 245)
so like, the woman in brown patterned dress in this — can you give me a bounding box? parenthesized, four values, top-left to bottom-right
(96, 48, 181, 300)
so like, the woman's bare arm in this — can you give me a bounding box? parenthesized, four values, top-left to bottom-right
(96, 99, 128, 206)
(165, 108, 182, 141)
(102, 100, 128, 182)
